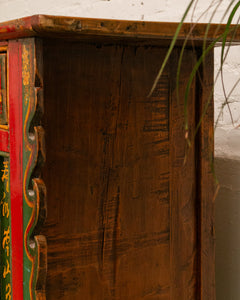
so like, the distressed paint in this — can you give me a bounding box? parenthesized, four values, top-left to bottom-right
(22, 39, 37, 300)
(8, 37, 46, 300)
(22, 38, 46, 300)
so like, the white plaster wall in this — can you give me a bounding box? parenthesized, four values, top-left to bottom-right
(215, 45, 240, 160)
(0, 0, 236, 22)
(1, 0, 240, 299)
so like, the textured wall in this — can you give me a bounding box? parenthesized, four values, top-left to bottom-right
(215, 157, 240, 300)
(215, 45, 240, 159)
(0, 0, 235, 22)
(1, 0, 240, 299)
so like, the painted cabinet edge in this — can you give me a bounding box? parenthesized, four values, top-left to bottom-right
(169, 48, 215, 300)
(8, 38, 47, 300)
(169, 48, 198, 299)
(197, 50, 216, 300)
(0, 15, 240, 43)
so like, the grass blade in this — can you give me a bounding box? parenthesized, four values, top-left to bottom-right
(221, 1, 240, 65)
(148, 0, 196, 97)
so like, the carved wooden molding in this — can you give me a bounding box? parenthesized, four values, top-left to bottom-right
(22, 38, 47, 300)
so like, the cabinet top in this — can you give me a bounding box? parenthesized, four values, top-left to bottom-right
(0, 14, 239, 44)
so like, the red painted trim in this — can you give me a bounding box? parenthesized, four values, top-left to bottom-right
(0, 129, 9, 153)
(0, 61, 2, 90)
(9, 41, 23, 300)
(0, 62, 2, 116)
(0, 41, 8, 47)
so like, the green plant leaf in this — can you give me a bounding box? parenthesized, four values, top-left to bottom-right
(221, 1, 240, 65)
(184, 34, 224, 132)
(148, 0, 196, 97)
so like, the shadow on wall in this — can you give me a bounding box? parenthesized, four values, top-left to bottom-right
(215, 157, 240, 300)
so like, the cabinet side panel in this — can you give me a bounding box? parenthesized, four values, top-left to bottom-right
(42, 40, 171, 300)
(197, 51, 215, 300)
(169, 48, 198, 299)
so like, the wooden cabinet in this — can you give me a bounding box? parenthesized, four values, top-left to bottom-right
(0, 15, 229, 300)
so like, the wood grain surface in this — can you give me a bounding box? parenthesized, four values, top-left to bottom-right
(42, 40, 170, 300)
(197, 51, 215, 300)
(38, 37, 215, 299)
(0, 15, 240, 44)
(169, 48, 198, 299)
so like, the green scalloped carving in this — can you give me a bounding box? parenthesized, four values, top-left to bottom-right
(22, 38, 46, 300)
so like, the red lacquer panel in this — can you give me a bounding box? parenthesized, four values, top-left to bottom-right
(8, 40, 23, 300)
(0, 130, 9, 153)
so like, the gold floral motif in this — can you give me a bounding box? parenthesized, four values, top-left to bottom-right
(2, 202, 9, 218)
(1, 158, 11, 299)
(3, 259, 11, 278)
(1, 161, 9, 193)
(22, 45, 30, 86)
(22, 45, 30, 105)
(2, 226, 10, 250)
(5, 284, 11, 300)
